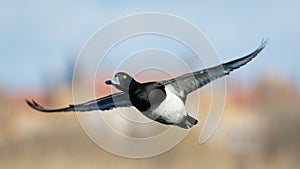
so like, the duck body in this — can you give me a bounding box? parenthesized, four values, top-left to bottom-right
(128, 81, 196, 128)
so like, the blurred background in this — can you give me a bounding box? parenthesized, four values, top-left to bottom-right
(0, 0, 300, 169)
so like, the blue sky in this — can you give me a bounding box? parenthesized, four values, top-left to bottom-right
(0, 0, 299, 92)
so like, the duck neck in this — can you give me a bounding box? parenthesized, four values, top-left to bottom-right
(128, 79, 140, 93)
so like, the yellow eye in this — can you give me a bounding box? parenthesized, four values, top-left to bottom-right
(123, 75, 127, 79)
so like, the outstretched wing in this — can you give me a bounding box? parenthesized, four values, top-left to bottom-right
(26, 92, 132, 112)
(161, 39, 267, 98)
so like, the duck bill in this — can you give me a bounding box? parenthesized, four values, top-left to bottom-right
(105, 77, 120, 85)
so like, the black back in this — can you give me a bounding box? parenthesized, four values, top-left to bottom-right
(129, 82, 166, 112)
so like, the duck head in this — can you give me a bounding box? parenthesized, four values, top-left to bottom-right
(105, 72, 139, 93)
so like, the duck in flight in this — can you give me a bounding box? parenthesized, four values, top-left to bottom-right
(26, 40, 267, 129)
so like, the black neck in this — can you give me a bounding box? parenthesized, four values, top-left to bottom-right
(128, 79, 140, 93)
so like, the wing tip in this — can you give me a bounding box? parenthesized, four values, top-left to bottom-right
(241, 38, 269, 61)
(248, 38, 268, 59)
(220, 38, 268, 75)
(258, 38, 269, 52)
(25, 99, 57, 113)
(25, 99, 40, 111)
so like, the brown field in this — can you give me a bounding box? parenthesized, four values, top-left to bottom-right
(0, 76, 299, 169)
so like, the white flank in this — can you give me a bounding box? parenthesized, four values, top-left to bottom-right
(150, 88, 187, 123)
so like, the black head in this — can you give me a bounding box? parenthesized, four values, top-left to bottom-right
(105, 72, 138, 93)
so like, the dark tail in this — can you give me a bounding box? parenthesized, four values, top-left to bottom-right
(176, 115, 198, 129)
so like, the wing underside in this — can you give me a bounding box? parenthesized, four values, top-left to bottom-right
(162, 39, 267, 97)
(26, 92, 132, 112)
